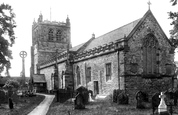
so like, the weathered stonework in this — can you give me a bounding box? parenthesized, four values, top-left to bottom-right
(124, 11, 174, 104)
(31, 13, 71, 75)
(31, 10, 175, 101)
(73, 52, 119, 95)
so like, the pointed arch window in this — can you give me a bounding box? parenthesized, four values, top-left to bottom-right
(143, 34, 159, 75)
(76, 66, 81, 86)
(48, 29, 53, 41)
(56, 30, 62, 41)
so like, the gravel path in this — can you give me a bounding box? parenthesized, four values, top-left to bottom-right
(28, 93, 55, 115)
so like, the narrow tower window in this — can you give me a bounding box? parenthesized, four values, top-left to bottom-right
(48, 29, 53, 41)
(56, 30, 62, 41)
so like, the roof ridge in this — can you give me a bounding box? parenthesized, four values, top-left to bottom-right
(95, 18, 141, 39)
(77, 18, 141, 52)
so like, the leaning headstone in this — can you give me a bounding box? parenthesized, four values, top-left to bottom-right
(158, 92, 169, 115)
(74, 93, 85, 109)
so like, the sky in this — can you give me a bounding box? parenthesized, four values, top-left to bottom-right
(1, 0, 178, 77)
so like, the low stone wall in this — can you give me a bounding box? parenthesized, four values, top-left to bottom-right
(125, 76, 172, 105)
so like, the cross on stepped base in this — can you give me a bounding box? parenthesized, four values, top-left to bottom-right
(158, 92, 168, 114)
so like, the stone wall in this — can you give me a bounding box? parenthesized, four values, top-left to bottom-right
(40, 61, 67, 91)
(124, 11, 174, 104)
(40, 66, 54, 91)
(32, 17, 71, 75)
(125, 76, 172, 104)
(126, 12, 173, 76)
(73, 52, 119, 95)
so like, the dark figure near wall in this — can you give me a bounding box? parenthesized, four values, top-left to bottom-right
(8, 97, 13, 109)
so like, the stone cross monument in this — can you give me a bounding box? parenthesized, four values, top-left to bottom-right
(20, 51, 27, 86)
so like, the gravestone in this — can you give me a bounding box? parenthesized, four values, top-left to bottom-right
(136, 91, 149, 109)
(76, 86, 89, 104)
(0, 90, 7, 104)
(74, 93, 85, 109)
(113, 89, 117, 103)
(113, 89, 123, 103)
(152, 92, 161, 114)
(173, 89, 178, 106)
(88, 92, 94, 102)
(158, 92, 169, 115)
(117, 92, 129, 104)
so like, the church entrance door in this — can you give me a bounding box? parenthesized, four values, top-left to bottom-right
(94, 81, 99, 95)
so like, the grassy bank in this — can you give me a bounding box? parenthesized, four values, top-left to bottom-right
(0, 95, 45, 115)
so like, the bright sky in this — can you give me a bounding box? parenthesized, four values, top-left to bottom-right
(1, 0, 177, 77)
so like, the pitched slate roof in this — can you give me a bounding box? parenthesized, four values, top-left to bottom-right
(78, 10, 171, 53)
(79, 18, 141, 52)
(32, 74, 46, 83)
(70, 43, 85, 52)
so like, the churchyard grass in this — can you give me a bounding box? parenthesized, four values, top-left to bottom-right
(0, 94, 45, 115)
(47, 94, 178, 115)
(47, 95, 152, 115)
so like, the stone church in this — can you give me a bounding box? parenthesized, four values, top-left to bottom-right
(30, 9, 175, 99)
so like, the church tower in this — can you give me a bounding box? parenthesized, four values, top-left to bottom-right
(31, 13, 71, 74)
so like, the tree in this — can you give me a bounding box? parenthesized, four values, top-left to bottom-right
(3, 79, 20, 91)
(168, 0, 178, 48)
(0, 3, 16, 75)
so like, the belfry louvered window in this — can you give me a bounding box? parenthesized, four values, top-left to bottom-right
(48, 29, 53, 41)
(56, 30, 62, 41)
(143, 34, 159, 75)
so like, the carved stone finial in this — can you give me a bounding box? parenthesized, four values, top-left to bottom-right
(92, 33, 95, 38)
(38, 12, 43, 22)
(66, 15, 70, 26)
